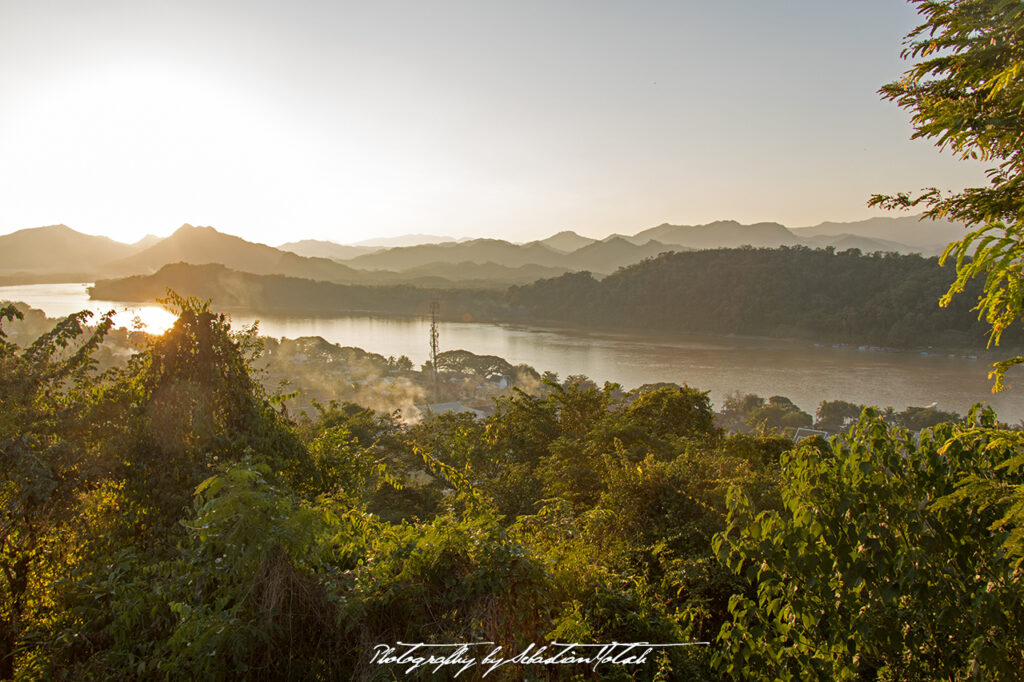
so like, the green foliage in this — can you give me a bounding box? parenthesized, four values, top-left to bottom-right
(747, 396, 812, 434)
(7, 294, 1017, 681)
(4, 301, 762, 680)
(714, 409, 1024, 680)
(934, 421, 1024, 564)
(720, 393, 813, 437)
(508, 247, 1008, 347)
(624, 384, 717, 441)
(871, 0, 1024, 389)
(814, 399, 863, 429)
(156, 462, 361, 680)
(893, 404, 962, 430)
(0, 305, 114, 678)
(112, 294, 308, 535)
(340, 514, 555, 669)
(301, 424, 400, 503)
(509, 499, 703, 681)
(436, 349, 514, 379)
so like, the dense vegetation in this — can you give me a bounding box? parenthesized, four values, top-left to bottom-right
(2, 297, 1022, 680)
(90, 246, 1021, 350)
(90, 262, 512, 322)
(870, 0, 1024, 389)
(507, 247, 1016, 347)
(8, 2, 1024, 678)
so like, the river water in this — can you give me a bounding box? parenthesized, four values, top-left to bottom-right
(2, 282, 1020, 422)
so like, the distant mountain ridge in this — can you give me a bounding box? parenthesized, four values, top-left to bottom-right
(344, 239, 571, 271)
(102, 224, 371, 284)
(791, 215, 965, 254)
(631, 220, 800, 249)
(562, 237, 678, 272)
(0, 224, 140, 276)
(322, 217, 951, 273)
(350, 234, 455, 248)
(0, 214, 968, 287)
(297, 215, 958, 275)
(131, 234, 163, 250)
(536, 230, 597, 253)
(277, 239, 382, 261)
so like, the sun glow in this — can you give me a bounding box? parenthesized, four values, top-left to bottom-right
(0, 283, 178, 336)
(0, 57, 471, 245)
(2, 60, 330, 242)
(112, 305, 179, 336)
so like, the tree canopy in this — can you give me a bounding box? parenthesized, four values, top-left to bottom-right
(871, 0, 1024, 389)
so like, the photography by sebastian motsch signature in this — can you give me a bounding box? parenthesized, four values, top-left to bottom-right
(369, 640, 709, 677)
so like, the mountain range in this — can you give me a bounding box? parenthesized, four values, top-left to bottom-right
(311, 216, 964, 273)
(790, 216, 965, 254)
(0, 215, 969, 289)
(0, 224, 147, 277)
(276, 240, 382, 261)
(566, 215, 964, 253)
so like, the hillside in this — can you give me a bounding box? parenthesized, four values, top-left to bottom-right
(800, 233, 913, 253)
(0, 224, 139, 275)
(343, 236, 685, 275)
(793, 215, 965, 253)
(334, 217, 943, 276)
(506, 246, 1009, 348)
(398, 260, 570, 285)
(563, 237, 679, 272)
(88, 247, 1015, 350)
(102, 224, 372, 283)
(277, 239, 382, 261)
(535, 230, 598, 253)
(594, 216, 959, 254)
(130, 234, 164, 250)
(633, 220, 801, 249)
(343, 238, 570, 271)
(0, 214, 965, 288)
(88, 262, 508, 319)
(351, 233, 455, 247)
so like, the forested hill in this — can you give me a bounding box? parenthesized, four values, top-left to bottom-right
(506, 246, 1011, 348)
(89, 262, 512, 320)
(89, 246, 1016, 349)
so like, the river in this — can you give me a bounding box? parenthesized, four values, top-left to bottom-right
(1, 282, 1020, 422)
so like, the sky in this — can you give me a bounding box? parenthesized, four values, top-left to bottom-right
(0, 0, 989, 246)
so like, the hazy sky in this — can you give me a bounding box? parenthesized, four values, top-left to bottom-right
(0, 0, 988, 245)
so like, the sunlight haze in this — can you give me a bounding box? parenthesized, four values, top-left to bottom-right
(0, 0, 988, 245)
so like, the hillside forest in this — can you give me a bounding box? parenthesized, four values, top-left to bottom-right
(88, 246, 1023, 351)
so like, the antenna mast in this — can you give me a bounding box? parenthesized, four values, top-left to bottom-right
(429, 299, 440, 399)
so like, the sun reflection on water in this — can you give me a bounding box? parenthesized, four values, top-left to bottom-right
(0, 283, 181, 336)
(109, 305, 178, 335)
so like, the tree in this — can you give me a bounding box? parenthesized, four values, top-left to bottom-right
(894, 404, 963, 430)
(870, 0, 1024, 390)
(869, 1, 1024, 580)
(624, 384, 717, 440)
(0, 305, 113, 677)
(110, 293, 308, 531)
(714, 409, 1024, 680)
(720, 394, 813, 436)
(435, 349, 513, 379)
(719, 393, 766, 433)
(815, 399, 863, 430)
